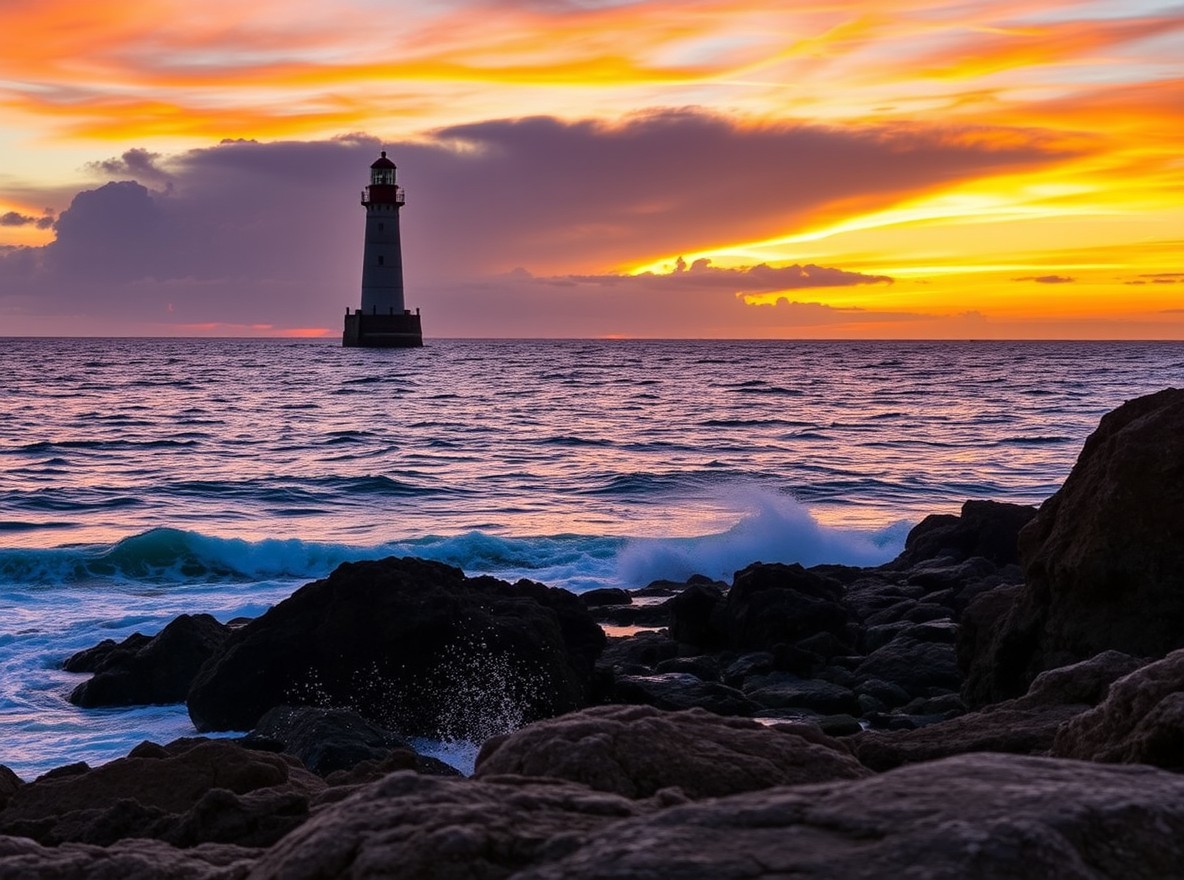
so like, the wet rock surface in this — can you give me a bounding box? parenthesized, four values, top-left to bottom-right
(188, 557, 606, 736)
(66, 614, 230, 708)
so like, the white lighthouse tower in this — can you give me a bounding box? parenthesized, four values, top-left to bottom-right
(343, 151, 423, 347)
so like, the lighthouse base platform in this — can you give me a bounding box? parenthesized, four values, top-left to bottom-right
(342, 310, 423, 348)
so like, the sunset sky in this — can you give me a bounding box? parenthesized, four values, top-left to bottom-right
(1, 0, 1181, 338)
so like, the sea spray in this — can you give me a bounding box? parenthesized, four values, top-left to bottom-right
(617, 488, 908, 585)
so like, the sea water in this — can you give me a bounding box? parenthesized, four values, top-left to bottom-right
(1, 337, 1181, 777)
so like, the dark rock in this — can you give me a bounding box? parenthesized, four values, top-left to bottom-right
(62, 633, 152, 673)
(668, 582, 727, 648)
(849, 652, 1142, 771)
(969, 389, 1184, 701)
(596, 631, 679, 672)
(958, 583, 1026, 708)
(247, 770, 644, 880)
(853, 635, 961, 695)
(187, 557, 605, 737)
(245, 705, 413, 777)
(0, 769, 20, 813)
(855, 677, 911, 708)
(0, 738, 323, 847)
(889, 499, 1038, 569)
(515, 754, 1184, 880)
(1016, 650, 1145, 710)
(0, 837, 258, 879)
(474, 705, 868, 799)
(654, 655, 721, 681)
(580, 588, 632, 607)
(742, 674, 860, 715)
(720, 651, 775, 686)
(815, 714, 863, 737)
(725, 563, 851, 652)
(610, 674, 756, 716)
(1052, 648, 1184, 769)
(67, 615, 229, 708)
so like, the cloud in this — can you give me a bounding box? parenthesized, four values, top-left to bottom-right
(548, 258, 892, 294)
(1014, 274, 1075, 283)
(0, 210, 55, 229)
(85, 148, 172, 187)
(0, 111, 1079, 334)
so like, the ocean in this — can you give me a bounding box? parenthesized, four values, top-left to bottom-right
(1, 337, 1181, 778)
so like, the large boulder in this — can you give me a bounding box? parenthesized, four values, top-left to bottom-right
(246, 770, 646, 880)
(1052, 648, 1184, 769)
(187, 557, 605, 736)
(0, 739, 323, 848)
(515, 754, 1184, 880)
(474, 705, 869, 799)
(67, 614, 230, 708)
(966, 389, 1184, 701)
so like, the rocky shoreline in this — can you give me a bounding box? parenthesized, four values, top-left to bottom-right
(2, 388, 1183, 878)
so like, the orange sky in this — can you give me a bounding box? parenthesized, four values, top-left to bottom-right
(0, 0, 1181, 337)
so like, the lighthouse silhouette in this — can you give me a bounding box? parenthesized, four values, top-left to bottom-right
(342, 151, 423, 347)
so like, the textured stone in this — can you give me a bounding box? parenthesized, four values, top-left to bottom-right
(246, 771, 644, 880)
(0, 837, 257, 880)
(515, 754, 1184, 880)
(0, 739, 323, 847)
(1052, 648, 1184, 769)
(474, 705, 868, 799)
(967, 389, 1184, 702)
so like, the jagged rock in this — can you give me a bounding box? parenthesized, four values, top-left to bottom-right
(610, 674, 756, 716)
(0, 836, 257, 880)
(853, 635, 961, 695)
(579, 588, 631, 607)
(515, 753, 1184, 880)
(244, 705, 456, 778)
(0, 767, 20, 810)
(1052, 648, 1184, 769)
(0, 739, 323, 847)
(741, 674, 860, 715)
(967, 389, 1184, 702)
(595, 631, 679, 673)
(62, 634, 152, 673)
(889, 499, 1038, 569)
(474, 705, 868, 799)
(187, 557, 605, 736)
(668, 583, 727, 648)
(725, 563, 852, 652)
(67, 615, 230, 708)
(246, 770, 645, 880)
(850, 651, 1144, 771)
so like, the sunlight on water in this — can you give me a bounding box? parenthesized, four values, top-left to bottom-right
(1, 338, 1182, 778)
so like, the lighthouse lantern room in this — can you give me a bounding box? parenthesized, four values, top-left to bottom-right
(343, 151, 423, 347)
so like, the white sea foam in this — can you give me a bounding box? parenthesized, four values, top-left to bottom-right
(617, 487, 908, 585)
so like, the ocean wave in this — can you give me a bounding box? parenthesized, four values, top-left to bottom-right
(0, 495, 909, 592)
(617, 488, 908, 585)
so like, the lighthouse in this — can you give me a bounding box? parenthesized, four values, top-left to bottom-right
(342, 151, 423, 347)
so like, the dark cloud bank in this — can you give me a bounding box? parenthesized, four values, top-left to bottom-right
(0, 110, 1073, 334)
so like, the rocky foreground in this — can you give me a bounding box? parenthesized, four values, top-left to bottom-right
(2, 388, 1183, 878)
